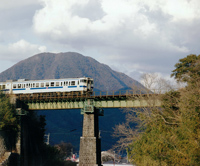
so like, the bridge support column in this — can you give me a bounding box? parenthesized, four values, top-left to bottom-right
(8, 96, 28, 166)
(79, 100, 103, 166)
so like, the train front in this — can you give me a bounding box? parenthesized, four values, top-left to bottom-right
(79, 77, 93, 95)
(87, 78, 94, 94)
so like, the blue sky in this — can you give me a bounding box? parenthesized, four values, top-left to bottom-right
(0, 0, 200, 81)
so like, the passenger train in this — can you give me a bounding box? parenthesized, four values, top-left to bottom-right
(0, 77, 93, 96)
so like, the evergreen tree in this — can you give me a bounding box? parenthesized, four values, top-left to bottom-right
(0, 92, 19, 151)
(0, 93, 18, 130)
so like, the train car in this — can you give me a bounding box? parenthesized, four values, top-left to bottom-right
(0, 77, 93, 96)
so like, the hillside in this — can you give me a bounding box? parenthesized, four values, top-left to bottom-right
(0, 52, 141, 91)
(0, 52, 141, 151)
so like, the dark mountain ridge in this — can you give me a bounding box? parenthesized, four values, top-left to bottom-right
(0, 52, 141, 91)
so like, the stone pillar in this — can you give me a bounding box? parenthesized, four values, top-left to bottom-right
(79, 100, 103, 166)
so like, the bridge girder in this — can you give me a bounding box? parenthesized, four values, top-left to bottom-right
(26, 98, 161, 110)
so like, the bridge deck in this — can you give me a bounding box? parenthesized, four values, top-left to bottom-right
(15, 90, 161, 110)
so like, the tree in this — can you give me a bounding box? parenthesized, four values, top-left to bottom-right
(114, 55, 200, 165)
(0, 93, 19, 151)
(54, 142, 74, 159)
(0, 93, 19, 130)
(171, 54, 200, 83)
(101, 151, 115, 163)
(113, 73, 172, 162)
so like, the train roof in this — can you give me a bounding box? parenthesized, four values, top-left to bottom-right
(0, 77, 93, 84)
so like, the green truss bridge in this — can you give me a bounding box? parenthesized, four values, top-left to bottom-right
(15, 90, 162, 111)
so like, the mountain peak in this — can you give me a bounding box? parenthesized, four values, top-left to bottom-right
(0, 52, 140, 91)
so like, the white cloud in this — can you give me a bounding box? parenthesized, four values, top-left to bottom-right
(138, 0, 200, 20)
(0, 39, 47, 61)
(162, 0, 200, 21)
(33, 0, 199, 53)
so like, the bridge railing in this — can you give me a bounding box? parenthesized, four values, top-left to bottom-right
(92, 90, 137, 98)
(91, 88, 173, 98)
(16, 88, 176, 101)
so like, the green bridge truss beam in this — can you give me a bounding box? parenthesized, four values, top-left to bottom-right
(25, 98, 161, 110)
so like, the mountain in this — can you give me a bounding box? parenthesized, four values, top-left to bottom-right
(0, 52, 141, 151)
(0, 52, 141, 91)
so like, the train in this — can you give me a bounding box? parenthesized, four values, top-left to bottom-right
(0, 77, 94, 97)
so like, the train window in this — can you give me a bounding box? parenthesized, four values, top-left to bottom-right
(26, 84, 29, 88)
(33, 83, 35, 88)
(51, 82, 54, 87)
(71, 81, 75, 85)
(78, 81, 79, 85)
(41, 83, 44, 87)
(36, 83, 39, 87)
(46, 82, 49, 87)
(69, 82, 71, 86)
(64, 81, 68, 86)
(23, 84, 25, 88)
(18, 84, 21, 88)
(80, 79, 87, 83)
(61, 82, 63, 86)
(0, 85, 5, 89)
(56, 82, 59, 86)
(13, 84, 16, 89)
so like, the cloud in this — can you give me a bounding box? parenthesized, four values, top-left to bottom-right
(0, 39, 46, 61)
(33, 0, 198, 52)
(33, 0, 200, 38)
(0, 0, 42, 31)
(0, 0, 40, 10)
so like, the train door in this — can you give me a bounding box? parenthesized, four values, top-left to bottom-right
(87, 79, 91, 91)
(0, 83, 6, 93)
(87, 79, 93, 94)
(6, 82, 12, 94)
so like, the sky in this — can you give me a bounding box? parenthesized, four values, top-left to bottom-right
(0, 0, 200, 82)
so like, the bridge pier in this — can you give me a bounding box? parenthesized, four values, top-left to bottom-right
(10, 95, 28, 166)
(79, 100, 103, 166)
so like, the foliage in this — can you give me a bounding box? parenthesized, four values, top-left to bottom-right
(0, 92, 76, 165)
(54, 141, 74, 159)
(171, 54, 200, 83)
(0, 93, 19, 131)
(114, 55, 200, 165)
(101, 151, 115, 163)
(0, 93, 19, 151)
(42, 144, 77, 166)
(42, 144, 67, 166)
(22, 111, 75, 166)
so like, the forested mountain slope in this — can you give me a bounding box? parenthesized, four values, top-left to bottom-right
(0, 52, 141, 91)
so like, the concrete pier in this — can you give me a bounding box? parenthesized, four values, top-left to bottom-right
(79, 100, 102, 166)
